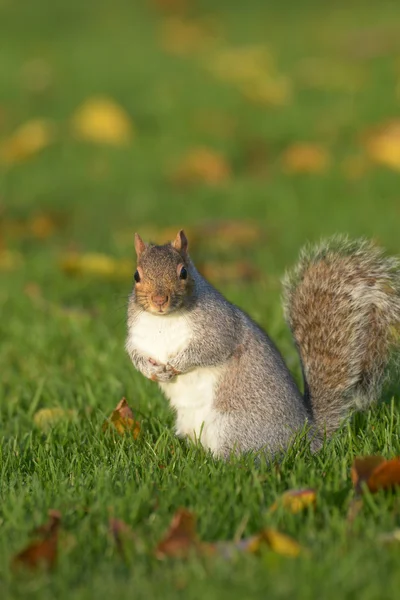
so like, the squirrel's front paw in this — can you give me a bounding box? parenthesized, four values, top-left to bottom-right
(147, 359, 178, 382)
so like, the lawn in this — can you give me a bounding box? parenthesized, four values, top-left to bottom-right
(1, 0, 400, 598)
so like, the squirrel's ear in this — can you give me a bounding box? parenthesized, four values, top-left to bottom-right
(134, 233, 146, 258)
(172, 230, 188, 254)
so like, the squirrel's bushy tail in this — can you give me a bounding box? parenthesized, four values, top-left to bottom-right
(283, 237, 400, 436)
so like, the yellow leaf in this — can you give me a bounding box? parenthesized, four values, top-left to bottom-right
(282, 143, 330, 174)
(0, 250, 23, 271)
(261, 529, 302, 557)
(208, 46, 272, 84)
(60, 253, 133, 280)
(0, 119, 55, 165)
(269, 488, 316, 514)
(364, 120, 400, 171)
(229, 529, 302, 558)
(71, 97, 133, 146)
(170, 147, 231, 186)
(103, 398, 140, 438)
(33, 408, 77, 431)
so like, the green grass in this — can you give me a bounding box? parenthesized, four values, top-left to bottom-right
(1, 0, 400, 598)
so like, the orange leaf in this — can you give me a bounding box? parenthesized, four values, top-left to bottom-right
(351, 456, 400, 493)
(170, 147, 231, 186)
(103, 398, 140, 438)
(281, 143, 330, 174)
(269, 488, 316, 514)
(155, 508, 198, 559)
(12, 510, 61, 571)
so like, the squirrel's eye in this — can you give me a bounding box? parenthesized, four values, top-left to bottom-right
(134, 270, 141, 283)
(179, 266, 188, 280)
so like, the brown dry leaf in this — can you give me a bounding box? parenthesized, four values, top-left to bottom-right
(60, 253, 133, 281)
(269, 488, 316, 514)
(155, 508, 198, 559)
(33, 408, 78, 432)
(199, 260, 261, 284)
(351, 456, 400, 493)
(103, 398, 141, 438)
(170, 147, 231, 186)
(0, 249, 23, 271)
(12, 510, 61, 571)
(364, 120, 400, 171)
(0, 119, 55, 165)
(71, 97, 133, 146)
(109, 518, 135, 559)
(282, 143, 330, 174)
(160, 17, 216, 56)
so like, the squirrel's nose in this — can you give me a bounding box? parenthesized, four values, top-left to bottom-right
(152, 294, 169, 307)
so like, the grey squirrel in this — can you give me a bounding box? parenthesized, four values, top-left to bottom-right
(126, 230, 400, 458)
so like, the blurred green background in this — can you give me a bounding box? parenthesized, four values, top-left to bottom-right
(2, 0, 400, 598)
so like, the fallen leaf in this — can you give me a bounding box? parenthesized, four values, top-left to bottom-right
(109, 518, 135, 559)
(155, 508, 198, 559)
(160, 17, 217, 56)
(103, 398, 140, 438)
(208, 45, 272, 84)
(281, 143, 330, 174)
(351, 456, 400, 493)
(216, 528, 302, 559)
(241, 76, 292, 107)
(170, 147, 231, 186)
(364, 120, 400, 171)
(12, 510, 61, 571)
(71, 97, 133, 146)
(199, 260, 261, 284)
(33, 408, 77, 432)
(206, 45, 291, 107)
(60, 253, 133, 280)
(197, 220, 264, 248)
(0, 119, 55, 165)
(269, 489, 316, 514)
(0, 249, 23, 271)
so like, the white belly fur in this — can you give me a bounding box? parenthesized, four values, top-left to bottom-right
(127, 311, 224, 451)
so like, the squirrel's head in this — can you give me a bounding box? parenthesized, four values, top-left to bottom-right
(132, 229, 194, 315)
